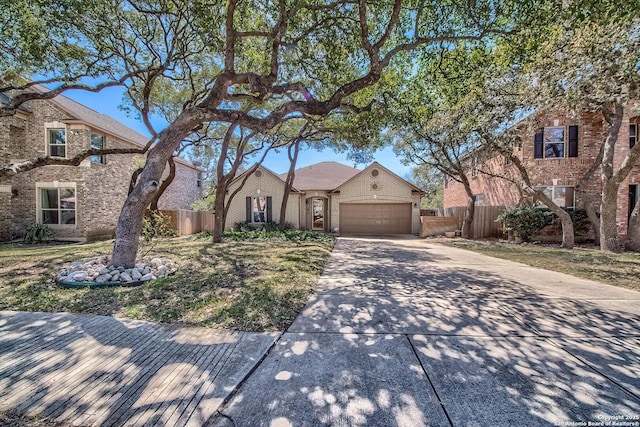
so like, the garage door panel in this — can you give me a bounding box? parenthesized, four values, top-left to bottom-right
(340, 203, 411, 234)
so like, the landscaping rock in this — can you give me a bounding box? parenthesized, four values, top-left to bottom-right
(58, 256, 177, 286)
(71, 271, 89, 281)
(95, 274, 111, 283)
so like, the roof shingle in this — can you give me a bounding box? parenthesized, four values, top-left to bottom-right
(279, 161, 360, 190)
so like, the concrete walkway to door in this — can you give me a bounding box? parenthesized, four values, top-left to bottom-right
(215, 236, 640, 426)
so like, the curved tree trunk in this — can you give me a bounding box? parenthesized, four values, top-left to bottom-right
(584, 196, 601, 246)
(128, 167, 144, 195)
(150, 157, 176, 212)
(213, 183, 227, 243)
(626, 195, 640, 251)
(600, 181, 624, 252)
(279, 139, 300, 230)
(461, 176, 475, 239)
(508, 153, 574, 249)
(599, 103, 624, 252)
(111, 112, 201, 268)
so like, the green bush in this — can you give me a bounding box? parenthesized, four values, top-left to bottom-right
(193, 230, 213, 239)
(496, 206, 552, 242)
(232, 221, 294, 232)
(222, 229, 335, 243)
(142, 211, 177, 242)
(24, 224, 54, 244)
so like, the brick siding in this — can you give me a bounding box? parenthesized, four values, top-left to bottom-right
(1, 97, 201, 241)
(443, 109, 640, 236)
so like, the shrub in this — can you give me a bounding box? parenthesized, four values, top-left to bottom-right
(24, 224, 54, 244)
(496, 206, 552, 242)
(142, 211, 177, 242)
(232, 221, 294, 232)
(222, 229, 335, 243)
(194, 230, 213, 239)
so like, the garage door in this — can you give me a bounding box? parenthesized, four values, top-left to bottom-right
(340, 203, 412, 234)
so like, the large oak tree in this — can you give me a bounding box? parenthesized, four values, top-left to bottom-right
(2, 0, 531, 267)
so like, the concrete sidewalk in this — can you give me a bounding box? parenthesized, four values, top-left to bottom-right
(214, 237, 640, 427)
(0, 311, 278, 426)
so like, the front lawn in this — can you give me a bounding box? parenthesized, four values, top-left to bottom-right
(440, 239, 640, 292)
(0, 232, 334, 331)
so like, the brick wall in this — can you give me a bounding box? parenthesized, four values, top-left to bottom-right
(157, 161, 203, 210)
(1, 97, 201, 241)
(443, 109, 640, 236)
(226, 168, 301, 229)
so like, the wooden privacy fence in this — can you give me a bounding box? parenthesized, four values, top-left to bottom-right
(422, 206, 506, 238)
(155, 210, 214, 236)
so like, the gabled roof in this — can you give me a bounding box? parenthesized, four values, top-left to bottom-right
(234, 164, 299, 191)
(26, 85, 201, 170)
(333, 161, 425, 194)
(34, 85, 149, 147)
(279, 161, 360, 190)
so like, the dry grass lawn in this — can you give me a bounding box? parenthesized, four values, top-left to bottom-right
(439, 238, 640, 292)
(0, 234, 334, 331)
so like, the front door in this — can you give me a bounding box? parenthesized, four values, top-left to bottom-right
(312, 199, 324, 231)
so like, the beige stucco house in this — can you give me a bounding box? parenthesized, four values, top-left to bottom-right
(0, 89, 203, 242)
(226, 161, 424, 234)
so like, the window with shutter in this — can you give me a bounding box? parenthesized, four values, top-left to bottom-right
(568, 125, 578, 157)
(534, 129, 543, 158)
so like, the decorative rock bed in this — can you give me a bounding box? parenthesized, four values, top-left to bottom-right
(57, 256, 177, 288)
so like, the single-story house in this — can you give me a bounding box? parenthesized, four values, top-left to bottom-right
(226, 161, 424, 234)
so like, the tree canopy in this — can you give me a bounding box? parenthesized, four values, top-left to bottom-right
(1, 0, 550, 266)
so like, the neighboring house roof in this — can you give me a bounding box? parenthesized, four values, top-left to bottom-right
(29, 85, 201, 170)
(33, 85, 150, 147)
(279, 161, 361, 190)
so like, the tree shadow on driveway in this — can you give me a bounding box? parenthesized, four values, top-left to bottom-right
(215, 237, 640, 426)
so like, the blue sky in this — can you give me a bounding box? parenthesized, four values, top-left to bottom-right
(62, 87, 415, 179)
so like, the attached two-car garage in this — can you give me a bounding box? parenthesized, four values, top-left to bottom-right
(339, 203, 412, 234)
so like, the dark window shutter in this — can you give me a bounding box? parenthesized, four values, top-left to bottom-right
(266, 196, 272, 222)
(568, 125, 578, 157)
(534, 129, 544, 159)
(246, 197, 251, 222)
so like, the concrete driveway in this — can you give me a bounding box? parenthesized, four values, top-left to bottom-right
(215, 237, 640, 427)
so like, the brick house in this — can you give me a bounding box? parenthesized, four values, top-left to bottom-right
(0, 90, 203, 242)
(226, 161, 424, 234)
(443, 109, 640, 236)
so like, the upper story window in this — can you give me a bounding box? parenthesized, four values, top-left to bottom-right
(197, 172, 202, 188)
(544, 127, 565, 158)
(630, 123, 637, 149)
(40, 187, 76, 225)
(48, 128, 66, 158)
(534, 126, 579, 159)
(90, 133, 105, 164)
